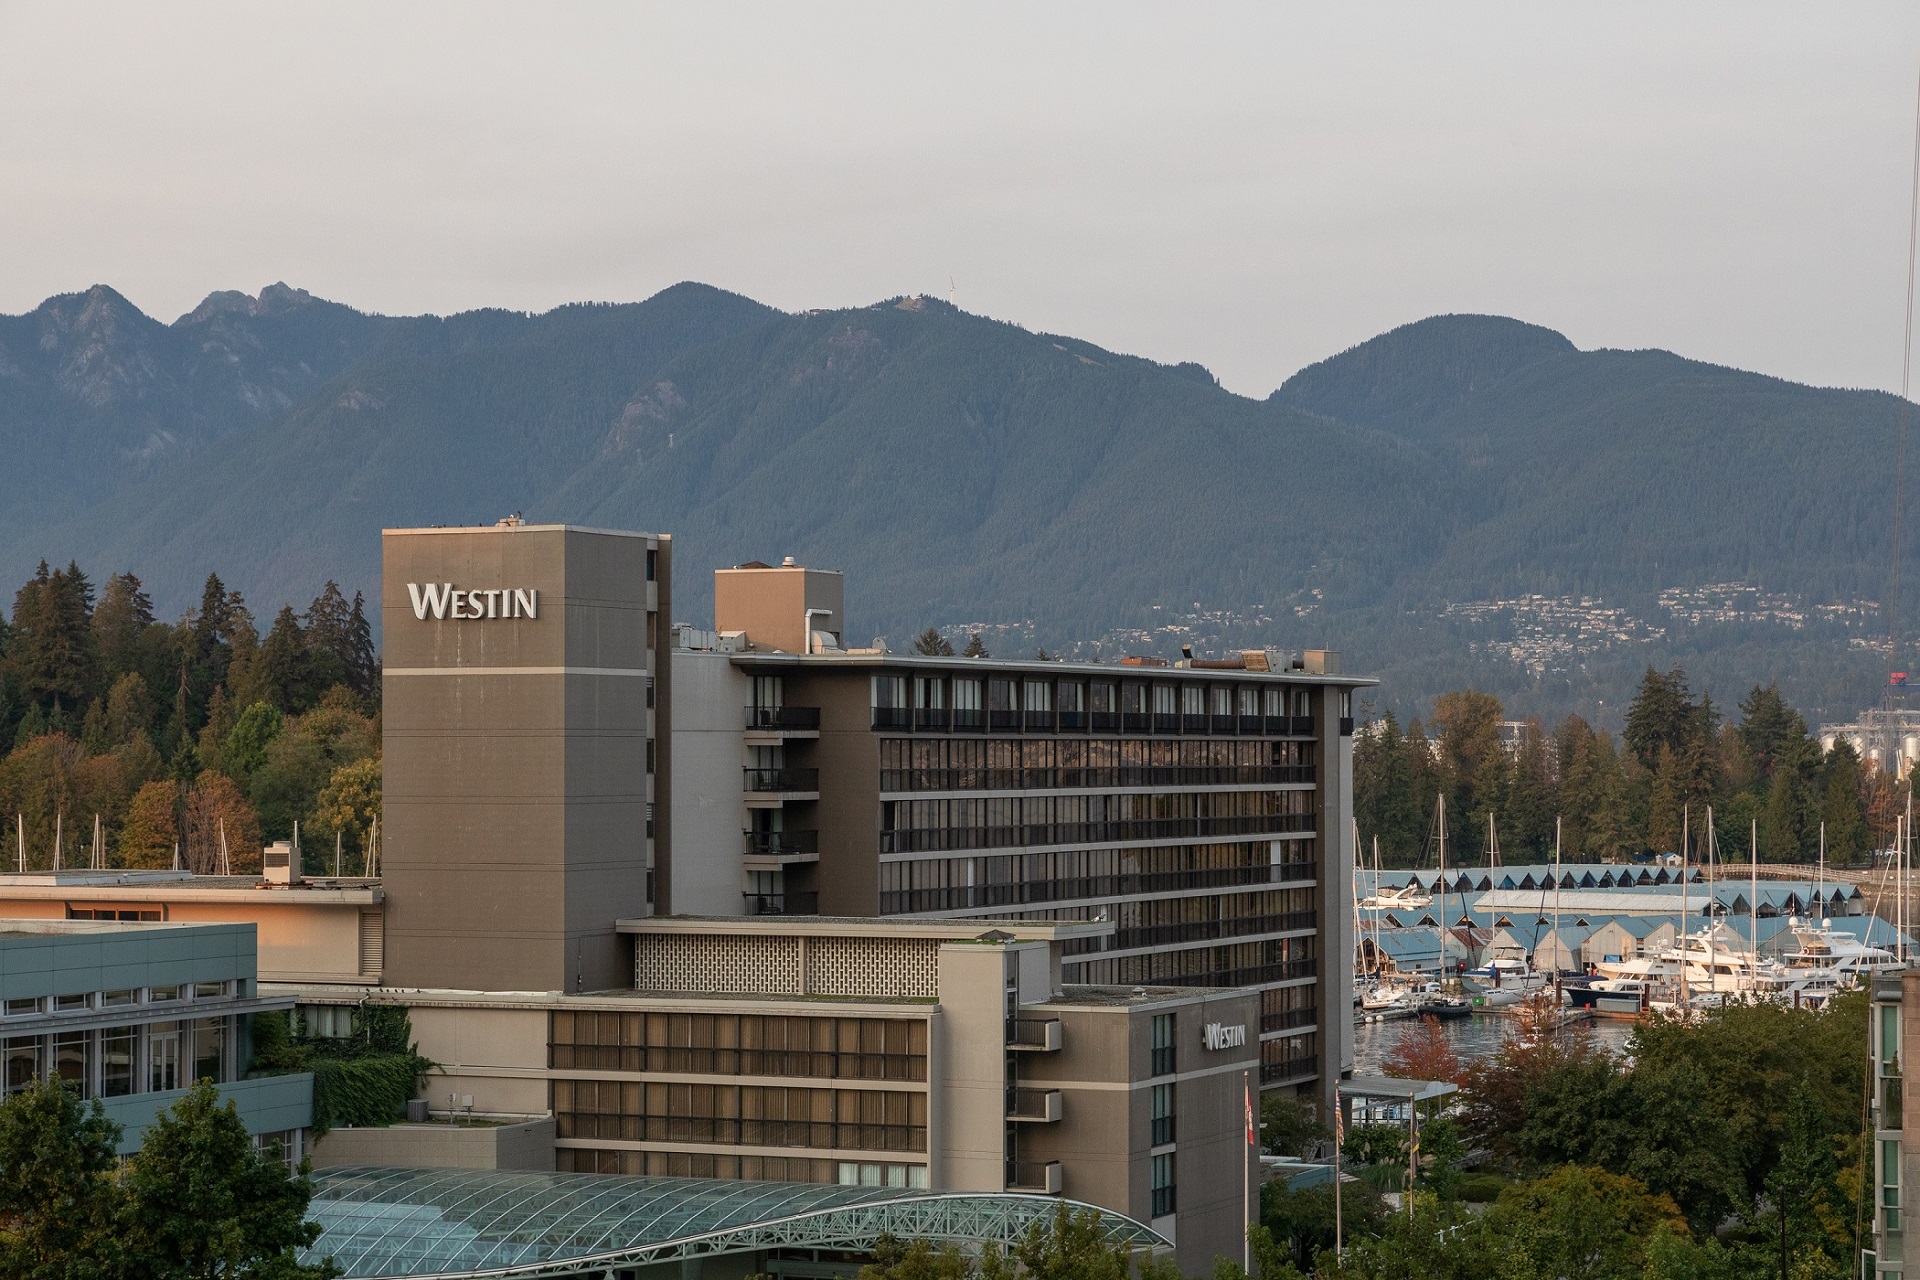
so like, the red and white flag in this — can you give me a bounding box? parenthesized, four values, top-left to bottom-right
(1246, 1081, 1256, 1146)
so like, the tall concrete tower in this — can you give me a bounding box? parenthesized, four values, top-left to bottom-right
(381, 521, 670, 991)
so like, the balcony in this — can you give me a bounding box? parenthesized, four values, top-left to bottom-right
(1007, 1019, 1063, 1052)
(1007, 1161, 1062, 1194)
(744, 891, 819, 916)
(1291, 715, 1317, 736)
(1260, 1056, 1319, 1085)
(870, 708, 911, 730)
(744, 768, 819, 794)
(1022, 710, 1054, 732)
(916, 708, 951, 731)
(1007, 1088, 1063, 1123)
(745, 705, 820, 731)
(744, 829, 818, 858)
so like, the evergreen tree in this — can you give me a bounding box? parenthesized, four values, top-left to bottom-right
(188, 573, 249, 705)
(1624, 666, 1693, 772)
(92, 571, 155, 680)
(912, 627, 955, 656)
(10, 561, 98, 715)
(1820, 741, 1871, 865)
(225, 703, 285, 785)
(962, 633, 988, 658)
(259, 607, 312, 712)
(103, 672, 156, 748)
(345, 591, 377, 697)
(1736, 683, 1807, 784)
(304, 582, 355, 693)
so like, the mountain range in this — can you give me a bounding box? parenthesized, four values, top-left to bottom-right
(0, 281, 1909, 728)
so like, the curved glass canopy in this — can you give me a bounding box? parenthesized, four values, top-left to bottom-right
(302, 1166, 1168, 1280)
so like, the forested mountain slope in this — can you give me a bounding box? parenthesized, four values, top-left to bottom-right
(0, 285, 1907, 723)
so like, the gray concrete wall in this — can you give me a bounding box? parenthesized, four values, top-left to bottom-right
(382, 524, 660, 991)
(311, 1117, 556, 1170)
(668, 650, 750, 915)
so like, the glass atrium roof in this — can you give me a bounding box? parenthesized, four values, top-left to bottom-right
(303, 1166, 1167, 1280)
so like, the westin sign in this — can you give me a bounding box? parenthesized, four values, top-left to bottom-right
(408, 583, 539, 620)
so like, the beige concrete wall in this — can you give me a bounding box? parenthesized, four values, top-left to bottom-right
(311, 1117, 555, 1170)
(1318, 685, 1355, 1112)
(383, 525, 657, 991)
(406, 1004, 552, 1120)
(714, 566, 843, 654)
(668, 650, 750, 915)
(0, 893, 374, 984)
(783, 670, 880, 915)
(933, 943, 1011, 1192)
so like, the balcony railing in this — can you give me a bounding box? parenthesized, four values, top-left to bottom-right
(744, 891, 819, 916)
(744, 829, 818, 856)
(1262, 1007, 1319, 1034)
(879, 763, 1316, 791)
(1007, 1019, 1063, 1052)
(1007, 1088, 1063, 1123)
(1007, 1161, 1062, 1194)
(744, 768, 820, 793)
(746, 705, 820, 731)
(877, 861, 1317, 915)
(871, 708, 912, 729)
(878, 812, 1315, 854)
(1260, 1056, 1319, 1085)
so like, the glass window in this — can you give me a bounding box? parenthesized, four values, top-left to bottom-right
(1264, 688, 1283, 717)
(101, 990, 137, 1008)
(988, 680, 1015, 711)
(191, 1018, 226, 1084)
(53, 1032, 90, 1097)
(1151, 1014, 1176, 1076)
(53, 994, 90, 1013)
(1057, 683, 1084, 712)
(3, 1036, 41, 1094)
(915, 677, 945, 709)
(148, 986, 181, 1003)
(148, 1023, 182, 1093)
(1152, 686, 1176, 715)
(1023, 682, 1051, 712)
(1090, 683, 1115, 713)
(191, 982, 228, 1001)
(953, 679, 981, 712)
(4, 998, 40, 1018)
(100, 1028, 135, 1098)
(1181, 686, 1205, 715)
(871, 676, 908, 709)
(1151, 1152, 1176, 1217)
(1210, 687, 1231, 716)
(1151, 1082, 1176, 1146)
(752, 675, 783, 710)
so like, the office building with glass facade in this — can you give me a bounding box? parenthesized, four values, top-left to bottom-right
(0, 919, 312, 1154)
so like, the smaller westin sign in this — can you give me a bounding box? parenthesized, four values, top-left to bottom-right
(1202, 1022, 1247, 1051)
(408, 583, 539, 621)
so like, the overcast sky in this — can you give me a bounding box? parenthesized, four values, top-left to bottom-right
(4, 3, 1920, 397)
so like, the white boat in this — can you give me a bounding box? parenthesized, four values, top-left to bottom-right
(1782, 917, 1899, 983)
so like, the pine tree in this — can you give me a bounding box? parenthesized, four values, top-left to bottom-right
(912, 627, 954, 656)
(260, 606, 313, 712)
(92, 571, 155, 680)
(1624, 666, 1692, 772)
(1820, 741, 1871, 865)
(305, 581, 355, 693)
(346, 590, 377, 696)
(962, 633, 988, 658)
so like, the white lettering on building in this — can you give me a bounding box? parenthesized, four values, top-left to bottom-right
(408, 583, 537, 621)
(1202, 1022, 1246, 1051)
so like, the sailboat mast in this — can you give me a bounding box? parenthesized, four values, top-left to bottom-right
(1680, 805, 1690, 1004)
(1552, 815, 1562, 975)
(1438, 794, 1449, 979)
(1751, 818, 1760, 971)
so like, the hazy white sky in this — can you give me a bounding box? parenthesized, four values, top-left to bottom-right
(4, 2, 1920, 396)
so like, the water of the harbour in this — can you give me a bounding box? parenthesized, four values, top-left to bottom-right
(1351, 1012, 1639, 1076)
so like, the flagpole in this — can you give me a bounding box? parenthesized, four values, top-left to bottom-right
(1333, 1091, 1344, 1257)
(1242, 1069, 1252, 1273)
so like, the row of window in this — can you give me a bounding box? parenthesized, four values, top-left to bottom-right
(879, 791, 1316, 855)
(876, 840, 1317, 914)
(1069, 937, 1317, 988)
(558, 1147, 928, 1188)
(549, 1012, 928, 1081)
(3, 982, 234, 1019)
(553, 1080, 928, 1153)
(874, 676, 1318, 718)
(2, 1018, 231, 1098)
(1260, 1033, 1320, 1085)
(877, 739, 1317, 792)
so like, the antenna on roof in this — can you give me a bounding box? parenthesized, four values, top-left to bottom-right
(52, 811, 61, 872)
(15, 814, 22, 874)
